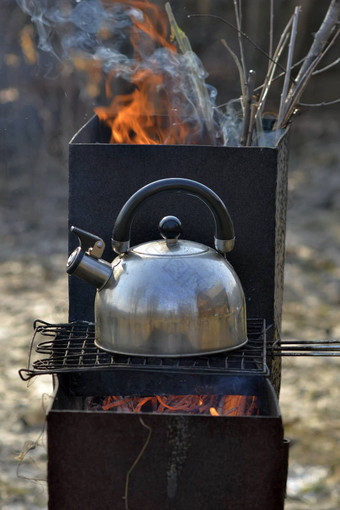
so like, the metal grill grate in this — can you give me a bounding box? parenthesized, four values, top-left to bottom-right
(19, 318, 268, 380)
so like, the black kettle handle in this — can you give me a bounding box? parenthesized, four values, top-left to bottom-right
(112, 178, 235, 254)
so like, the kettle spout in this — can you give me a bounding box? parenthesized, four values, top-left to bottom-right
(66, 227, 113, 289)
(67, 248, 113, 289)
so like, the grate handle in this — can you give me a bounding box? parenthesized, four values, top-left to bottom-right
(271, 339, 340, 356)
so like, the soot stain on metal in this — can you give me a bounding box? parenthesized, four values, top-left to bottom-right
(166, 417, 190, 499)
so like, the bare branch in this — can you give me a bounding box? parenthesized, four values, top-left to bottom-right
(233, 0, 247, 109)
(281, 27, 340, 127)
(240, 69, 256, 146)
(276, 6, 300, 128)
(313, 56, 340, 75)
(247, 101, 258, 146)
(187, 13, 289, 75)
(299, 98, 340, 107)
(287, 0, 340, 102)
(254, 51, 339, 92)
(255, 14, 293, 120)
(221, 38, 246, 100)
(213, 97, 243, 110)
(256, 33, 290, 119)
(265, 0, 275, 90)
(269, 0, 274, 60)
(254, 56, 305, 92)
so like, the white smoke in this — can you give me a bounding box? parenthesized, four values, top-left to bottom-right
(17, 0, 136, 63)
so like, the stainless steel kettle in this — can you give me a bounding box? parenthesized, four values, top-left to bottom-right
(66, 178, 247, 356)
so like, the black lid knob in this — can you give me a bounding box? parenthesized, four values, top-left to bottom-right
(159, 216, 182, 240)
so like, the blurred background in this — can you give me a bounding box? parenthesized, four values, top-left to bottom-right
(0, 0, 339, 508)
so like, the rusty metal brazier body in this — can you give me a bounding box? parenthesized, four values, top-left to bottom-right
(67, 178, 247, 356)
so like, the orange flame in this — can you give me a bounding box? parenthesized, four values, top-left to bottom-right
(95, 394, 259, 416)
(94, 0, 203, 144)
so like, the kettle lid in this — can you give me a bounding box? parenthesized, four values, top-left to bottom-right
(133, 239, 209, 257)
(132, 216, 209, 257)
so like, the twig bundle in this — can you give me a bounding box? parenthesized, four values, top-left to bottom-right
(190, 0, 339, 145)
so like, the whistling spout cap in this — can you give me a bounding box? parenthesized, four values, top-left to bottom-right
(66, 248, 113, 289)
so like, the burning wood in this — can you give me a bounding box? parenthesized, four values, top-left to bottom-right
(17, 0, 340, 145)
(87, 394, 259, 416)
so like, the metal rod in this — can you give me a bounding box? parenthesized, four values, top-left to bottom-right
(271, 338, 340, 356)
(280, 340, 340, 344)
(272, 352, 340, 357)
(277, 345, 340, 351)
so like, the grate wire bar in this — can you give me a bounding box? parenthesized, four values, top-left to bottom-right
(19, 318, 268, 381)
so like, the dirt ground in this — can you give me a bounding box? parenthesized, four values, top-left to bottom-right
(280, 112, 340, 510)
(0, 107, 339, 509)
